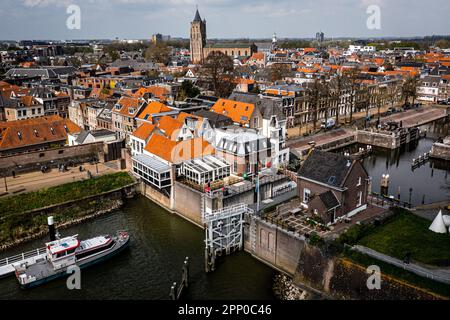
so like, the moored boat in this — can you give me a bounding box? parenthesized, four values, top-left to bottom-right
(14, 231, 130, 289)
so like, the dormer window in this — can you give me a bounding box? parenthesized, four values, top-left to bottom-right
(17, 132, 22, 140)
(34, 129, 39, 137)
(115, 104, 122, 110)
(63, 125, 68, 133)
(129, 107, 135, 115)
(50, 127, 55, 135)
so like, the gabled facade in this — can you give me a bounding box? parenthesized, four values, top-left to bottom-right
(111, 96, 147, 142)
(297, 150, 370, 225)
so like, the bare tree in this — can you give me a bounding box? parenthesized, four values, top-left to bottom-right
(268, 63, 291, 82)
(199, 51, 235, 98)
(330, 73, 347, 125)
(144, 42, 171, 65)
(402, 76, 419, 105)
(346, 67, 361, 123)
(306, 76, 327, 132)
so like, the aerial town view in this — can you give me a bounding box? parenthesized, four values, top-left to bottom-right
(0, 0, 449, 312)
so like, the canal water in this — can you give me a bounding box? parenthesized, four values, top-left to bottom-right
(340, 121, 449, 206)
(0, 196, 276, 300)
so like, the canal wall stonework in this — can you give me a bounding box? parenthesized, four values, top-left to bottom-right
(356, 130, 398, 149)
(430, 142, 450, 161)
(173, 181, 204, 226)
(140, 182, 171, 210)
(245, 216, 446, 300)
(0, 183, 138, 252)
(0, 142, 106, 177)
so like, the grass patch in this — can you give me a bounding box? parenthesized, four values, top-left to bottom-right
(357, 208, 450, 266)
(0, 172, 134, 216)
(344, 249, 450, 298)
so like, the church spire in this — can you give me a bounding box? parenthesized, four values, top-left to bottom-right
(193, 6, 202, 22)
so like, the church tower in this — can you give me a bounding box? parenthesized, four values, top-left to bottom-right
(190, 8, 207, 64)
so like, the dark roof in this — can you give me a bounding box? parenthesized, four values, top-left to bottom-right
(193, 110, 233, 127)
(228, 92, 286, 120)
(193, 9, 202, 22)
(319, 191, 340, 210)
(298, 150, 353, 188)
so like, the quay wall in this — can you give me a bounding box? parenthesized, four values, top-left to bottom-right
(173, 181, 203, 226)
(0, 142, 105, 177)
(356, 130, 398, 149)
(0, 182, 138, 252)
(244, 216, 446, 300)
(430, 142, 450, 161)
(138, 180, 446, 300)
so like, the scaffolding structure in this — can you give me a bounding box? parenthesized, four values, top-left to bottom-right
(203, 203, 247, 272)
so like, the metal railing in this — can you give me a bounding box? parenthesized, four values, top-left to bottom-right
(203, 203, 248, 223)
(0, 247, 46, 267)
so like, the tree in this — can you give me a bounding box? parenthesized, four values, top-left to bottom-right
(306, 76, 327, 132)
(199, 51, 235, 98)
(402, 76, 419, 105)
(268, 63, 291, 82)
(376, 85, 387, 120)
(177, 80, 200, 101)
(345, 67, 361, 123)
(144, 42, 171, 65)
(330, 73, 348, 126)
(108, 50, 120, 62)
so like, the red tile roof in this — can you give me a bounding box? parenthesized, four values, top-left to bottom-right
(113, 96, 144, 117)
(157, 115, 184, 140)
(210, 98, 255, 126)
(132, 123, 156, 141)
(0, 115, 81, 151)
(144, 134, 214, 164)
(137, 101, 172, 122)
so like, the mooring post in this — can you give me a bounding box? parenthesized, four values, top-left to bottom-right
(183, 257, 189, 288)
(169, 282, 177, 300)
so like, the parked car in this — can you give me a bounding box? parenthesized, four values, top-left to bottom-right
(321, 118, 336, 129)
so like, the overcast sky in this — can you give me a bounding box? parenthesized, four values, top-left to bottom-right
(0, 0, 449, 40)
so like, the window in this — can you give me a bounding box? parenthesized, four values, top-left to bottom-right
(357, 177, 362, 186)
(357, 191, 363, 207)
(303, 188, 311, 203)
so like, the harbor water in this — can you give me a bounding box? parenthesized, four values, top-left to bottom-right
(0, 196, 276, 300)
(339, 120, 449, 206)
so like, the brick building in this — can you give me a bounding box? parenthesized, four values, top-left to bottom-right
(297, 150, 370, 224)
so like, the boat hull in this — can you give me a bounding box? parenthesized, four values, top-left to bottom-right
(20, 236, 130, 289)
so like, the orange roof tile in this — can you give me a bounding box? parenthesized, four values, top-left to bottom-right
(210, 99, 255, 126)
(137, 101, 172, 121)
(0, 115, 81, 151)
(249, 52, 264, 61)
(133, 86, 170, 101)
(144, 134, 214, 164)
(132, 123, 156, 141)
(113, 96, 144, 117)
(157, 115, 184, 140)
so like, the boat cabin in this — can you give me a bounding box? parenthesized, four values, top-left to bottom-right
(45, 236, 80, 270)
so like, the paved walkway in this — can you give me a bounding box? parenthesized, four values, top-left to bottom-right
(0, 162, 118, 197)
(380, 107, 447, 128)
(353, 245, 450, 285)
(287, 128, 356, 155)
